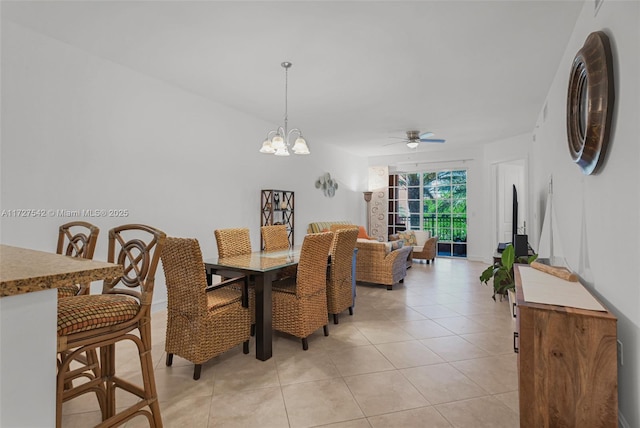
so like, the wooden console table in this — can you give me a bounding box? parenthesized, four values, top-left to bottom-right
(514, 265, 618, 427)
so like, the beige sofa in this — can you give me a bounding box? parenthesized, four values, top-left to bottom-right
(354, 240, 412, 290)
(307, 221, 354, 234)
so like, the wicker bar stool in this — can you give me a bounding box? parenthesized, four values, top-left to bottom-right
(327, 227, 359, 324)
(56, 224, 166, 428)
(56, 221, 100, 298)
(161, 237, 250, 380)
(272, 232, 334, 350)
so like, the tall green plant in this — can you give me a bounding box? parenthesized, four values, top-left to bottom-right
(479, 244, 537, 300)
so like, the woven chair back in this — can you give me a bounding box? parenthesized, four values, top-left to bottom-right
(296, 232, 334, 297)
(214, 228, 252, 257)
(161, 237, 209, 318)
(102, 224, 166, 306)
(261, 225, 290, 251)
(329, 228, 358, 286)
(56, 221, 100, 259)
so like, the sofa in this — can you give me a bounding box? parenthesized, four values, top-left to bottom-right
(390, 230, 438, 264)
(354, 240, 412, 290)
(307, 221, 354, 234)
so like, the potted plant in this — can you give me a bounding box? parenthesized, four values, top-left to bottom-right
(479, 244, 538, 302)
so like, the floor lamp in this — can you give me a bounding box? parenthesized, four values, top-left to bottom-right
(363, 191, 373, 236)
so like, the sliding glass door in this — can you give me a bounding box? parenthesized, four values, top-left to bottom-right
(389, 170, 467, 257)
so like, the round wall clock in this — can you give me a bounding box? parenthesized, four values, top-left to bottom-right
(566, 31, 615, 175)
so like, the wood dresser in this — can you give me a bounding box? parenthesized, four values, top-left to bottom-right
(514, 264, 618, 427)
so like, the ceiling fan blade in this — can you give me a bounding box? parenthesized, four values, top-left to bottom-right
(419, 138, 446, 143)
(382, 140, 406, 147)
(419, 132, 434, 139)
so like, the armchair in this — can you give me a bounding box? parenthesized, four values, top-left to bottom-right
(413, 236, 438, 264)
(354, 241, 411, 290)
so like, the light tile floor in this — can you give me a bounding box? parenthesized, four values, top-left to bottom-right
(62, 258, 520, 427)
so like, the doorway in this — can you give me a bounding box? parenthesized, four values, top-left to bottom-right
(492, 159, 527, 248)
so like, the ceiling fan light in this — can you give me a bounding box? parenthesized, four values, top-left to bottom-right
(259, 139, 276, 153)
(274, 146, 290, 156)
(292, 137, 310, 154)
(406, 141, 419, 149)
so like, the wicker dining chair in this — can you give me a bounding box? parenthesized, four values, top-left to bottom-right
(214, 227, 255, 333)
(272, 231, 334, 350)
(56, 221, 100, 298)
(261, 224, 297, 280)
(56, 224, 166, 428)
(261, 224, 290, 251)
(161, 237, 250, 380)
(214, 228, 252, 257)
(327, 227, 359, 324)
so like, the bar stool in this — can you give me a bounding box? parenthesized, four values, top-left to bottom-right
(56, 224, 166, 427)
(56, 221, 100, 298)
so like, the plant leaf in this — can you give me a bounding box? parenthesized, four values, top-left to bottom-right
(501, 244, 515, 270)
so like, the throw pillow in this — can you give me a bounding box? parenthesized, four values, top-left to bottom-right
(390, 240, 403, 250)
(358, 226, 371, 240)
(398, 231, 418, 246)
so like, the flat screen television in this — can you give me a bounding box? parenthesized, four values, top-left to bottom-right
(512, 184, 518, 243)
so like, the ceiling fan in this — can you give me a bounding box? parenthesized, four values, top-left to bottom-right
(386, 130, 446, 149)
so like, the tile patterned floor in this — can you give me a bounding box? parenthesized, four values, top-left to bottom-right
(62, 258, 520, 427)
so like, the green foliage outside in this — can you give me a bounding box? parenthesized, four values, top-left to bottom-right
(391, 170, 468, 251)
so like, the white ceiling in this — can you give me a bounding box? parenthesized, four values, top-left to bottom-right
(2, 1, 583, 157)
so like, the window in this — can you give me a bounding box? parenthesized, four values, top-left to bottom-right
(389, 170, 467, 257)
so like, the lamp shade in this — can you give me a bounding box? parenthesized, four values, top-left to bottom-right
(274, 146, 290, 156)
(271, 135, 285, 150)
(292, 137, 310, 154)
(406, 141, 419, 149)
(260, 139, 276, 153)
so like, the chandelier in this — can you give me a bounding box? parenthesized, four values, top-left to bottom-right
(259, 62, 310, 156)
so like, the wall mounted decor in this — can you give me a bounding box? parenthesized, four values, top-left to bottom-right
(315, 173, 338, 197)
(368, 166, 388, 242)
(566, 31, 614, 175)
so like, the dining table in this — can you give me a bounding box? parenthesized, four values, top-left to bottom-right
(204, 247, 301, 361)
(0, 244, 122, 427)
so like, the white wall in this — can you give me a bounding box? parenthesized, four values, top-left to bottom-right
(0, 22, 368, 310)
(530, 1, 639, 426)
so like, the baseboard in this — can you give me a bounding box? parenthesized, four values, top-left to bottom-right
(152, 299, 167, 314)
(465, 254, 486, 263)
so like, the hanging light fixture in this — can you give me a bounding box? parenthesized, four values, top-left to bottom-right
(259, 62, 310, 156)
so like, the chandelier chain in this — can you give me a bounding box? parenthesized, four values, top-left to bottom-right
(284, 65, 288, 134)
